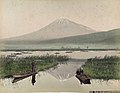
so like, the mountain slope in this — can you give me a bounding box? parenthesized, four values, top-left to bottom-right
(2, 28, 120, 45)
(30, 28, 120, 44)
(4, 18, 95, 41)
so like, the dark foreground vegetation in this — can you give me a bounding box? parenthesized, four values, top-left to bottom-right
(0, 55, 69, 78)
(82, 56, 120, 80)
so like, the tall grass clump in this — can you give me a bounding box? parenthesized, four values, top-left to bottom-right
(0, 55, 69, 78)
(82, 56, 120, 80)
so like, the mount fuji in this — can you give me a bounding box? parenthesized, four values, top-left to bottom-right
(5, 18, 96, 41)
(1, 18, 120, 50)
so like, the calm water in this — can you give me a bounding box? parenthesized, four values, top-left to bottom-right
(0, 51, 120, 93)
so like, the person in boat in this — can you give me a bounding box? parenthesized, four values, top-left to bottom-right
(31, 61, 36, 72)
(76, 67, 84, 75)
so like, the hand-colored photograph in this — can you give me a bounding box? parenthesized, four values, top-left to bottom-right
(0, 0, 120, 93)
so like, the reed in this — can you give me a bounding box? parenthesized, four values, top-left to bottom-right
(0, 55, 69, 78)
(82, 56, 120, 80)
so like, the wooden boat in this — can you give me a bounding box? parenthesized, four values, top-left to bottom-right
(65, 51, 73, 53)
(55, 52, 60, 54)
(12, 72, 37, 83)
(14, 52, 22, 55)
(75, 74, 91, 84)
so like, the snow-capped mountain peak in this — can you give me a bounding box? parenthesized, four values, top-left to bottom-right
(54, 18, 71, 25)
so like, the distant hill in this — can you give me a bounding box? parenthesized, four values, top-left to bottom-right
(38, 28, 120, 45)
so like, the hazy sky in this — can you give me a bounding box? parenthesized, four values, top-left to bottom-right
(0, 0, 120, 38)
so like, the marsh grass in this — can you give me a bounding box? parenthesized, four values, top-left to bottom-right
(82, 56, 120, 80)
(0, 55, 69, 78)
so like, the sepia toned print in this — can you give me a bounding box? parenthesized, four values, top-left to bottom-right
(0, 0, 120, 93)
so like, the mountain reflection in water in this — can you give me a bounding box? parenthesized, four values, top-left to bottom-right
(47, 62, 84, 80)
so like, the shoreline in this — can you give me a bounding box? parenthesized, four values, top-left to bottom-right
(0, 48, 120, 51)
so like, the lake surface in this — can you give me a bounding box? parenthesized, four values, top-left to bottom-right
(0, 51, 120, 93)
(1, 50, 120, 59)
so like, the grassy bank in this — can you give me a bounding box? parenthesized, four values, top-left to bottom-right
(82, 56, 120, 80)
(0, 55, 69, 78)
